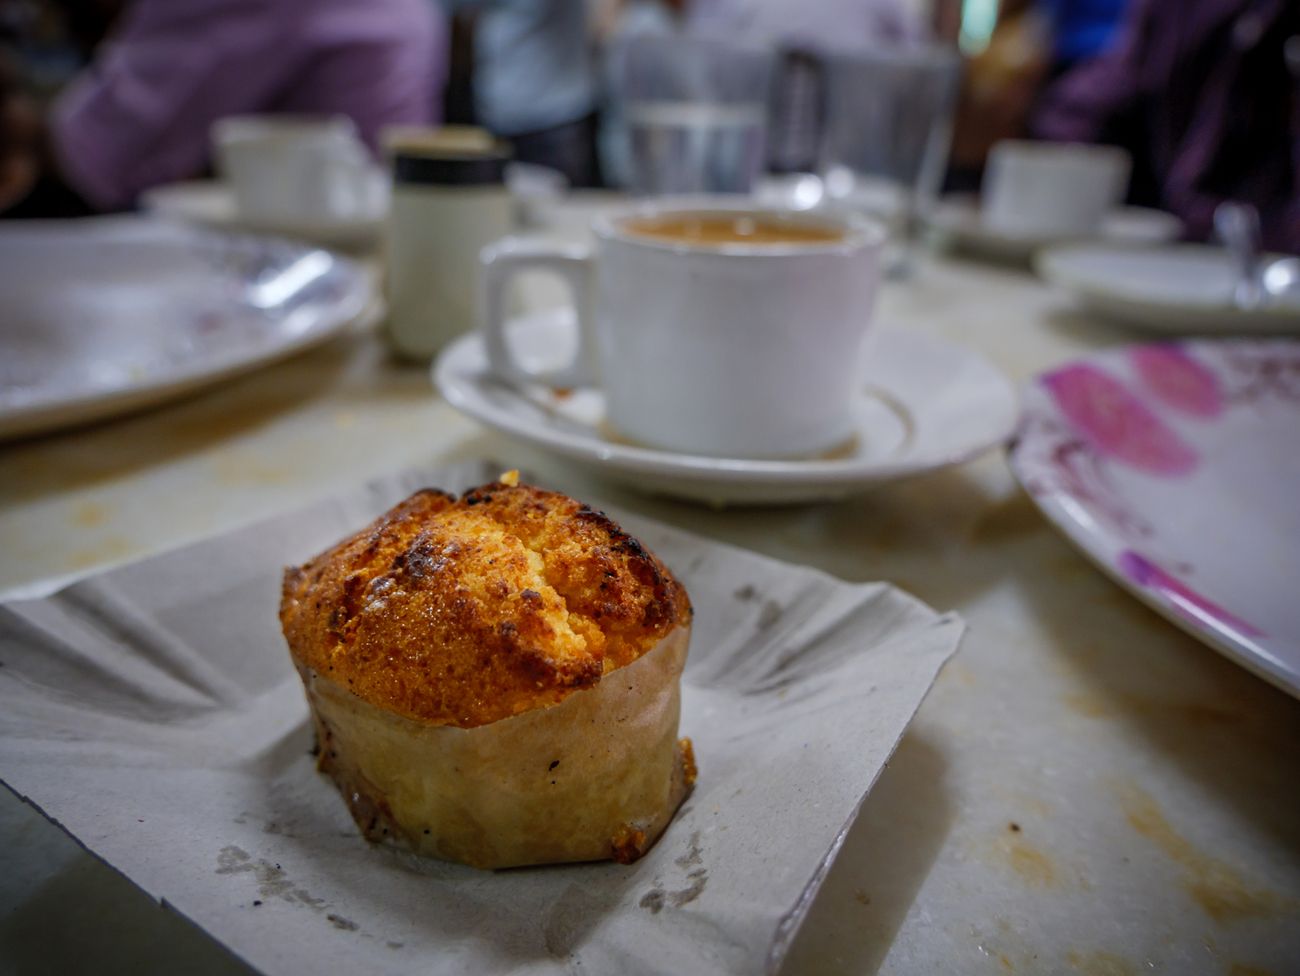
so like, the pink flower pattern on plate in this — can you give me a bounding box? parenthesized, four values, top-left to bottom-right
(1042, 364, 1198, 476)
(1119, 551, 1265, 639)
(1131, 345, 1223, 418)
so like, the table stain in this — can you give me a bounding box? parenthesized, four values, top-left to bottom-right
(1063, 691, 1111, 719)
(1064, 690, 1248, 731)
(944, 660, 978, 687)
(1003, 838, 1057, 887)
(1065, 949, 1136, 975)
(1118, 785, 1295, 923)
(968, 493, 1044, 546)
(67, 535, 136, 569)
(159, 385, 313, 447)
(211, 453, 294, 487)
(1228, 965, 1277, 976)
(70, 501, 109, 528)
(972, 916, 1045, 973)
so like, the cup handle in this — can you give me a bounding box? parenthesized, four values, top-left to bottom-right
(479, 238, 597, 389)
(312, 139, 374, 218)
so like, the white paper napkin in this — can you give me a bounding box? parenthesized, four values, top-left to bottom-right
(0, 460, 962, 975)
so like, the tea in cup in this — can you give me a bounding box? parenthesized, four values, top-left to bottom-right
(479, 200, 884, 459)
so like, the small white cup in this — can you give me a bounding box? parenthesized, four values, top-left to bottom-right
(480, 200, 884, 459)
(981, 140, 1131, 238)
(212, 115, 381, 224)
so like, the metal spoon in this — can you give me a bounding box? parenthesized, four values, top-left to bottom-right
(1214, 201, 1264, 310)
(1261, 256, 1300, 301)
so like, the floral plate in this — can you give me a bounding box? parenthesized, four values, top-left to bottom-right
(1009, 340, 1300, 697)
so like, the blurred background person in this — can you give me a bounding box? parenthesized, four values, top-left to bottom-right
(439, 0, 602, 187)
(0, 0, 445, 218)
(945, 0, 1053, 190)
(945, 0, 1128, 191)
(1039, 0, 1127, 76)
(1032, 0, 1300, 251)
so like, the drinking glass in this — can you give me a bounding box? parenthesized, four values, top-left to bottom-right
(619, 37, 773, 196)
(819, 45, 960, 275)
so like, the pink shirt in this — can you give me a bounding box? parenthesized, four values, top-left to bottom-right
(52, 0, 445, 210)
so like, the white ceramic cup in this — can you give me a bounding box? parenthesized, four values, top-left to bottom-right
(981, 140, 1132, 238)
(479, 200, 884, 459)
(212, 115, 381, 224)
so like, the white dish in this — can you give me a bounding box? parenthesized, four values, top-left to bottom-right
(434, 309, 1019, 504)
(142, 180, 385, 249)
(929, 194, 1182, 263)
(1009, 339, 1300, 697)
(0, 217, 377, 441)
(146, 166, 570, 247)
(1036, 242, 1300, 333)
(0, 459, 962, 976)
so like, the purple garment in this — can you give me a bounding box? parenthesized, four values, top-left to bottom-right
(1033, 0, 1300, 253)
(51, 0, 446, 210)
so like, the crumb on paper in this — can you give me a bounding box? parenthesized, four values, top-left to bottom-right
(611, 825, 648, 864)
(680, 738, 697, 787)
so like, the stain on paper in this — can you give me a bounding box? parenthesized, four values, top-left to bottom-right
(216, 845, 365, 934)
(639, 834, 709, 913)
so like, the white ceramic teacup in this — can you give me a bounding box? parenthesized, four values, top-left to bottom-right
(981, 140, 1131, 238)
(212, 115, 381, 224)
(479, 200, 884, 459)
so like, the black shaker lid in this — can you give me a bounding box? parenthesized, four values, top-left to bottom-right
(386, 126, 512, 186)
(391, 150, 511, 186)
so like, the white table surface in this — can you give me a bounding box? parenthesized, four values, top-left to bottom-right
(2, 207, 1298, 976)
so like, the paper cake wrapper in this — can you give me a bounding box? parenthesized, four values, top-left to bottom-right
(299, 624, 692, 868)
(0, 459, 964, 976)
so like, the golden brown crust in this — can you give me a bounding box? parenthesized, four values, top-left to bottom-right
(279, 481, 692, 728)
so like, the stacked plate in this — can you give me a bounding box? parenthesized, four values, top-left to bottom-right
(1036, 243, 1300, 333)
(0, 217, 377, 440)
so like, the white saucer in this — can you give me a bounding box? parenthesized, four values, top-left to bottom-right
(1036, 242, 1300, 334)
(929, 195, 1182, 263)
(141, 180, 384, 250)
(434, 309, 1018, 504)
